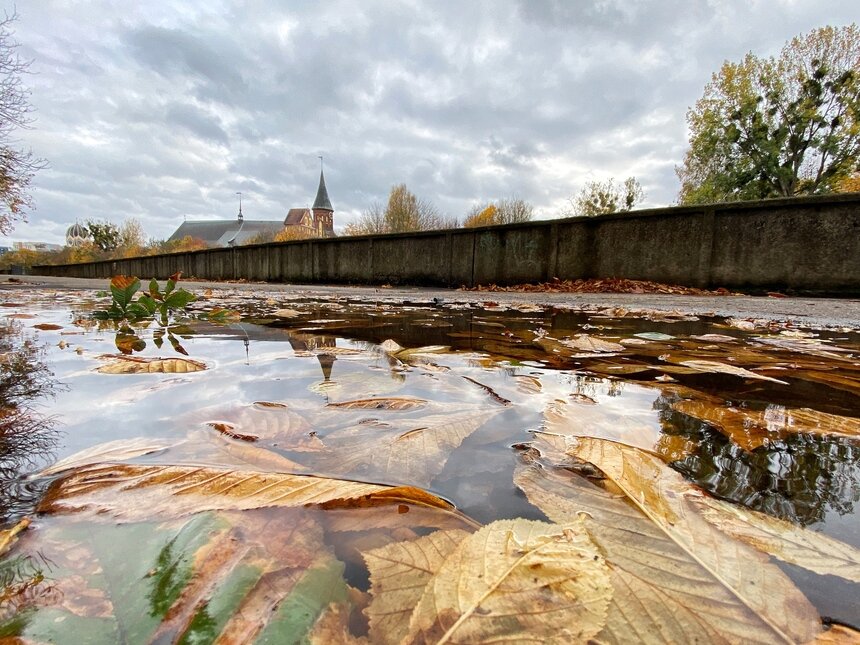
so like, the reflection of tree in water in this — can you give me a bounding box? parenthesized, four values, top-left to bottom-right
(0, 321, 60, 522)
(653, 392, 860, 526)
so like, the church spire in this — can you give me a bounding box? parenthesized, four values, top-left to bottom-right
(312, 156, 333, 212)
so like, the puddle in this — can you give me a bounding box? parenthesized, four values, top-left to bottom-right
(0, 285, 858, 641)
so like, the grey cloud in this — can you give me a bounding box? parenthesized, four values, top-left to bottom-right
(164, 103, 229, 144)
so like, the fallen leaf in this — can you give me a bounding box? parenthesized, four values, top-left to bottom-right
(810, 624, 860, 644)
(33, 323, 63, 331)
(363, 529, 470, 645)
(97, 355, 207, 374)
(0, 517, 30, 557)
(316, 409, 501, 487)
(273, 308, 303, 318)
(403, 519, 612, 644)
(38, 463, 456, 521)
(690, 494, 860, 583)
(202, 402, 321, 451)
(327, 397, 428, 411)
(309, 603, 369, 645)
(39, 438, 174, 476)
(672, 400, 860, 450)
(564, 436, 821, 643)
(515, 448, 821, 644)
(676, 359, 788, 384)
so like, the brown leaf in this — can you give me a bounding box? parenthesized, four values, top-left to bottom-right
(33, 323, 63, 331)
(515, 451, 821, 644)
(403, 519, 612, 644)
(202, 402, 321, 451)
(38, 463, 456, 521)
(38, 438, 174, 477)
(309, 603, 369, 645)
(672, 400, 860, 450)
(690, 493, 860, 583)
(363, 529, 470, 645)
(327, 397, 428, 411)
(676, 359, 788, 384)
(565, 437, 821, 643)
(96, 355, 207, 374)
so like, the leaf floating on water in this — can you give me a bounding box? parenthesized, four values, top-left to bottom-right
(563, 436, 821, 644)
(403, 519, 612, 645)
(461, 376, 511, 406)
(536, 334, 624, 356)
(672, 400, 860, 450)
(272, 308, 303, 318)
(38, 463, 455, 521)
(543, 397, 663, 453)
(317, 409, 501, 487)
(676, 359, 788, 384)
(327, 397, 428, 411)
(514, 375, 542, 394)
(692, 333, 738, 343)
(514, 450, 821, 644)
(33, 323, 63, 331)
(633, 332, 674, 341)
(690, 494, 860, 583)
(363, 529, 470, 645)
(97, 355, 207, 374)
(201, 402, 321, 451)
(39, 438, 174, 476)
(811, 624, 860, 644)
(393, 345, 450, 361)
(0, 517, 30, 557)
(309, 603, 369, 645)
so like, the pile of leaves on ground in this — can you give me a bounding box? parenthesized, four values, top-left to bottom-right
(465, 277, 735, 295)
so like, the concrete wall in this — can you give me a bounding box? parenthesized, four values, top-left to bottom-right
(33, 194, 860, 294)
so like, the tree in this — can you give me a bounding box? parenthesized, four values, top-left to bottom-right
(85, 220, 120, 252)
(463, 197, 534, 227)
(568, 177, 644, 216)
(678, 24, 860, 204)
(117, 218, 145, 250)
(0, 13, 45, 234)
(274, 227, 315, 242)
(344, 185, 453, 235)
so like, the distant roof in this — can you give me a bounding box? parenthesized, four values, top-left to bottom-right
(284, 208, 312, 226)
(168, 219, 284, 247)
(312, 170, 333, 211)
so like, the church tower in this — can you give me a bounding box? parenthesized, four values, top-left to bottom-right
(312, 160, 334, 236)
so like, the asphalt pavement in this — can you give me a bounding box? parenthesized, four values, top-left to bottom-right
(3, 274, 858, 329)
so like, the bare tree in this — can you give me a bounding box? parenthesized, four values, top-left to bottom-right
(344, 201, 387, 235)
(567, 177, 644, 217)
(345, 186, 453, 235)
(0, 13, 45, 234)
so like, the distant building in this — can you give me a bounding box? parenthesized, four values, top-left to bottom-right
(13, 241, 63, 252)
(66, 222, 90, 247)
(168, 169, 336, 248)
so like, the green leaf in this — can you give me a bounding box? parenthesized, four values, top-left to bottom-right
(137, 294, 159, 315)
(164, 289, 196, 310)
(109, 276, 140, 311)
(149, 278, 163, 301)
(124, 302, 152, 320)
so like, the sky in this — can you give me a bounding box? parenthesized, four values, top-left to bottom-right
(5, 0, 857, 246)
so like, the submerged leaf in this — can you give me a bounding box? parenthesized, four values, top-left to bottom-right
(38, 464, 456, 521)
(363, 529, 470, 645)
(97, 355, 207, 374)
(201, 401, 321, 451)
(39, 438, 174, 476)
(563, 436, 821, 643)
(515, 450, 821, 644)
(404, 519, 612, 644)
(317, 409, 500, 487)
(690, 494, 860, 583)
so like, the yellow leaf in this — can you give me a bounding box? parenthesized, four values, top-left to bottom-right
(690, 494, 860, 583)
(97, 355, 207, 374)
(514, 455, 821, 644)
(309, 603, 369, 645)
(403, 519, 612, 644)
(565, 437, 821, 643)
(363, 529, 470, 645)
(37, 463, 456, 520)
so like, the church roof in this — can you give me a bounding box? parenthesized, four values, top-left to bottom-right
(284, 208, 312, 226)
(312, 170, 333, 211)
(168, 219, 284, 247)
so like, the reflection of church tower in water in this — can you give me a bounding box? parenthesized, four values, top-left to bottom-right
(312, 158, 335, 237)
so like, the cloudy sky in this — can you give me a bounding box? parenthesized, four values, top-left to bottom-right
(7, 0, 857, 245)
